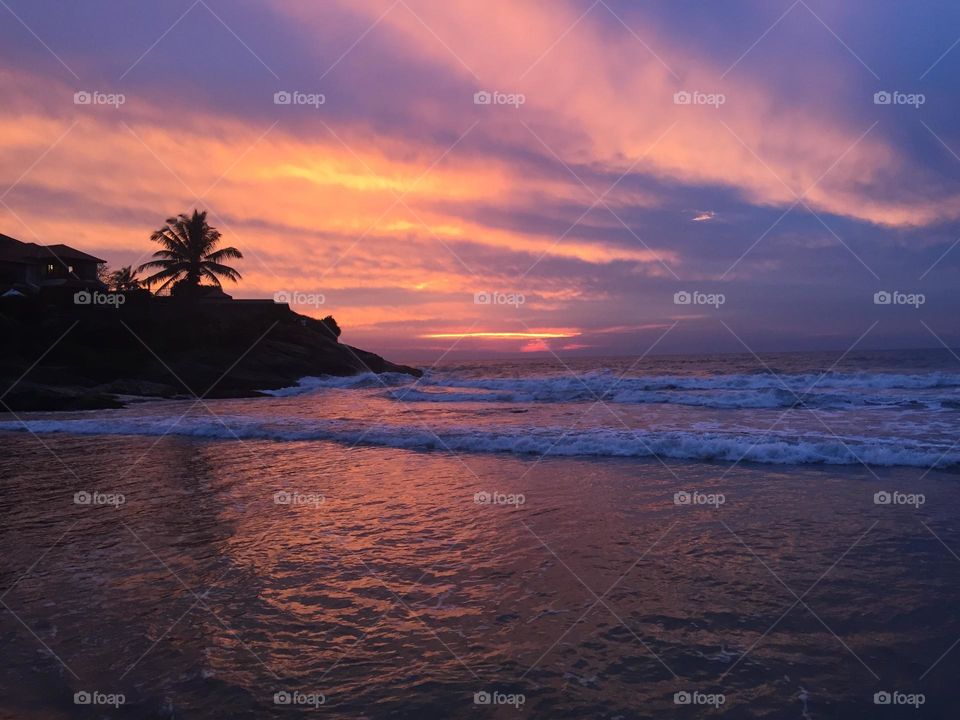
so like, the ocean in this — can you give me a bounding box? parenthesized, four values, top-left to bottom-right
(7, 348, 957, 468)
(1, 348, 959, 718)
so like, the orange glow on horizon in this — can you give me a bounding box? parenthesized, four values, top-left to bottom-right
(3, 0, 958, 361)
(420, 331, 579, 339)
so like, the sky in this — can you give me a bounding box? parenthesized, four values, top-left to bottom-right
(1, 0, 959, 361)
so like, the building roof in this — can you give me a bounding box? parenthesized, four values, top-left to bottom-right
(0, 233, 107, 265)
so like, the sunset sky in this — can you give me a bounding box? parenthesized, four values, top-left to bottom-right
(2, 0, 959, 360)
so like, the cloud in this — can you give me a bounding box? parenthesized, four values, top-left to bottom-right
(1, 0, 959, 354)
(519, 339, 552, 353)
(272, 0, 960, 228)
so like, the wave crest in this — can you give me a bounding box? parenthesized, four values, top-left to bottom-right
(1, 416, 955, 469)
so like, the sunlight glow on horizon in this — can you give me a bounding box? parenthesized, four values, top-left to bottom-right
(420, 331, 580, 339)
(1, 0, 959, 356)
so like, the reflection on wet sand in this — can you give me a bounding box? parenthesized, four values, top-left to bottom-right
(2, 431, 959, 718)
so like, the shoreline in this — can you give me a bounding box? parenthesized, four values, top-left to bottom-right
(3, 402, 957, 473)
(2, 430, 957, 718)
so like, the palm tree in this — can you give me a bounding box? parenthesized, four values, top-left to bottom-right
(109, 265, 141, 291)
(138, 209, 242, 295)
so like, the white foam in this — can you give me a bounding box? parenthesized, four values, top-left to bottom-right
(385, 383, 952, 411)
(386, 386, 803, 408)
(1, 416, 955, 468)
(421, 369, 960, 393)
(260, 372, 415, 396)
(258, 369, 960, 410)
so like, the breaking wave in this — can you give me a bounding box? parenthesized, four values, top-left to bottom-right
(260, 372, 415, 396)
(263, 370, 960, 410)
(385, 386, 957, 410)
(417, 369, 960, 393)
(1, 416, 956, 469)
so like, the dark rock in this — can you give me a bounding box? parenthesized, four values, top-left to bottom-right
(3, 382, 126, 411)
(0, 297, 421, 411)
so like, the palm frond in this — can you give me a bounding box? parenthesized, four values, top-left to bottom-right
(205, 246, 243, 262)
(200, 261, 242, 282)
(199, 269, 224, 287)
(200, 258, 240, 273)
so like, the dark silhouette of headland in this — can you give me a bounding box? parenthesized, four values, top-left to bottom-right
(0, 210, 420, 410)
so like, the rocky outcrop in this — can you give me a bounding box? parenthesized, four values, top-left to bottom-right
(0, 295, 420, 411)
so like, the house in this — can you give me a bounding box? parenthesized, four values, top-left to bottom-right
(0, 233, 106, 295)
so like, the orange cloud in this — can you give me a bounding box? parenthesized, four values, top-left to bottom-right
(280, 0, 960, 228)
(519, 339, 552, 353)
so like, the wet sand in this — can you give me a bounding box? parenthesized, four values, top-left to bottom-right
(1, 430, 958, 718)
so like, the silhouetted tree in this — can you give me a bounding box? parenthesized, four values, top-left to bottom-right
(138, 210, 242, 295)
(97, 264, 113, 285)
(109, 265, 141, 291)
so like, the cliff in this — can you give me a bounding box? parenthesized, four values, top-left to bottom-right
(0, 294, 421, 411)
